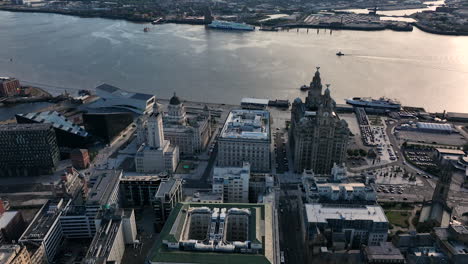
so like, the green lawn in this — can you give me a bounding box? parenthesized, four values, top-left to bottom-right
(385, 211, 410, 228)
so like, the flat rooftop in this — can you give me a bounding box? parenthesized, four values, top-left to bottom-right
(213, 163, 250, 178)
(120, 175, 162, 182)
(20, 199, 68, 241)
(446, 112, 468, 119)
(365, 242, 404, 261)
(85, 218, 122, 264)
(241, 98, 269, 105)
(0, 245, 21, 263)
(220, 109, 270, 141)
(191, 192, 223, 202)
(87, 170, 122, 206)
(305, 203, 387, 223)
(316, 182, 366, 188)
(148, 202, 274, 264)
(416, 122, 453, 131)
(0, 211, 19, 229)
(435, 148, 465, 156)
(62, 205, 87, 217)
(451, 225, 468, 235)
(155, 179, 180, 198)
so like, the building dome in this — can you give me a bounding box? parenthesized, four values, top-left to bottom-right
(169, 92, 181, 105)
(324, 84, 331, 97)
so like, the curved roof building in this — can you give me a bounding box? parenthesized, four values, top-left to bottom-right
(90, 84, 155, 114)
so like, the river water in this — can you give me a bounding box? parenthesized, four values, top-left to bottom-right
(1, 10, 468, 112)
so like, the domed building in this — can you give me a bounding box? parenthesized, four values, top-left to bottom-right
(166, 93, 186, 125)
(289, 67, 350, 174)
(135, 101, 180, 174)
(163, 93, 214, 156)
(136, 93, 214, 156)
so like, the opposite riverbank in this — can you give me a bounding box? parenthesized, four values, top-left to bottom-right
(412, 21, 468, 36)
(0, 6, 154, 22)
(1, 6, 466, 36)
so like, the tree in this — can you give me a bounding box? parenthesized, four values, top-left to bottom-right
(416, 220, 438, 233)
(359, 149, 367, 157)
(368, 149, 377, 159)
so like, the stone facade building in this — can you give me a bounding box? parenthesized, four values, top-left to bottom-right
(0, 244, 32, 264)
(289, 68, 349, 174)
(0, 77, 20, 97)
(217, 109, 270, 172)
(135, 102, 179, 174)
(137, 93, 213, 156)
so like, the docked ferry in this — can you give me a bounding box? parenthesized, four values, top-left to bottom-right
(207, 20, 255, 31)
(345, 97, 401, 110)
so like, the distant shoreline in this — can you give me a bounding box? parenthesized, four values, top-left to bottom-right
(1, 6, 467, 36)
(412, 22, 468, 36)
(0, 7, 153, 23)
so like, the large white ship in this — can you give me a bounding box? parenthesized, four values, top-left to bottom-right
(346, 97, 401, 110)
(207, 20, 255, 31)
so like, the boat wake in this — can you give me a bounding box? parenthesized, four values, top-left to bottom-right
(352, 55, 468, 74)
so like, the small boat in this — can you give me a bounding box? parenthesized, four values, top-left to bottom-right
(143, 27, 150, 32)
(336, 51, 344, 56)
(300, 85, 309, 91)
(151, 18, 163, 24)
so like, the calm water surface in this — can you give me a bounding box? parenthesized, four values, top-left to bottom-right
(0, 102, 52, 120)
(1, 10, 468, 112)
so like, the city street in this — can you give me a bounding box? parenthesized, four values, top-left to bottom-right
(278, 187, 305, 264)
(274, 130, 288, 174)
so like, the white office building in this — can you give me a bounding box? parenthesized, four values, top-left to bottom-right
(84, 209, 137, 264)
(212, 162, 251, 203)
(305, 204, 389, 251)
(302, 164, 376, 203)
(217, 110, 270, 172)
(60, 206, 94, 239)
(135, 103, 179, 174)
(19, 199, 71, 263)
(85, 170, 122, 234)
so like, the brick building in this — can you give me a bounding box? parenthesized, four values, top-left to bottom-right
(0, 77, 20, 97)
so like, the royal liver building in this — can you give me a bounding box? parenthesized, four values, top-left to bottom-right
(289, 68, 350, 174)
